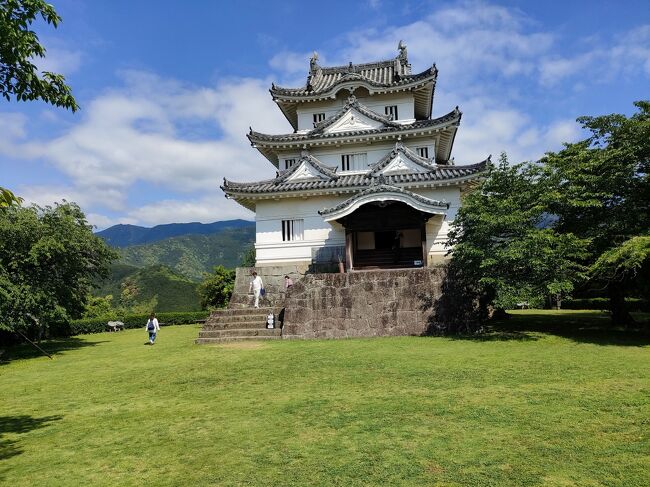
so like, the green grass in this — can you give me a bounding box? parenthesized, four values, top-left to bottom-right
(1, 310, 649, 486)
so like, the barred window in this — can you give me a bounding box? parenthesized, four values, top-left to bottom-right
(416, 147, 429, 158)
(282, 219, 303, 242)
(341, 152, 367, 171)
(313, 113, 326, 125)
(385, 105, 398, 120)
(284, 159, 297, 169)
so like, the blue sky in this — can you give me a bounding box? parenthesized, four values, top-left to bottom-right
(1, 0, 648, 229)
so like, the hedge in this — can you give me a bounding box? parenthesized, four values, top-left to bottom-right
(67, 311, 210, 336)
(562, 298, 649, 312)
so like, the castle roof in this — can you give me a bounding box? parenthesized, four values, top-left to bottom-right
(221, 151, 489, 210)
(271, 42, 437, 129)
(318, 183, 450, 221)
(249, 103, 462, 166)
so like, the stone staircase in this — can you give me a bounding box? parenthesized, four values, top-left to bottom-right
(196, 307, 282, 344)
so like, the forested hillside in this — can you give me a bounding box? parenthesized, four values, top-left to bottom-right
(96, 219, 253, 247)
(92, 263, 202, 312)
(118, 226, 255, 281)
(91, 220, 255, 312)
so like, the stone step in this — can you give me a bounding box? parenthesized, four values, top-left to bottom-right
(205, 315, 268, 328)
(208, 307, 276, 317)
(195, 335, 282, 344)
(207, 313, 271, 323)
(199, 328, 281, 338)
(203, 321, 273, 330)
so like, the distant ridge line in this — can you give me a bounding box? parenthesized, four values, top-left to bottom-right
(96, 219, 254, 248)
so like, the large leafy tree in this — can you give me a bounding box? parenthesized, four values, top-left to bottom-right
(198, 265, 235, 310)
(448, 154, 590, 312)
(541, 101, 650, 324)
(1, 0, 78, 110)
(0, 202, 116, 340)
(449, 102, 649, 326)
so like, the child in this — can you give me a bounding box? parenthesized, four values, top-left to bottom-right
(145, 313, 160, 345)
(284, 275, 293, 289)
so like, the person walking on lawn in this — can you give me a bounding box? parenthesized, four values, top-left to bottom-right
(145, 313, 160, 345)
(249, 271, 264, 308)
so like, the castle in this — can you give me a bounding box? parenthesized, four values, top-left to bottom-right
(222, 42, 488, 271)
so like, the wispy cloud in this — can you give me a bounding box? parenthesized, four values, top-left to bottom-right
(2, 1, 648, 228)
(2, 72, 287, 227)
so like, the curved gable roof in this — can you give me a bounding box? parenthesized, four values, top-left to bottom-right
(318, 183, 450, 221)
(369, 141, 436, 175)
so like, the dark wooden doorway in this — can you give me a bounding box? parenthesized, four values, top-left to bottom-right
(338, 201, 432, 270)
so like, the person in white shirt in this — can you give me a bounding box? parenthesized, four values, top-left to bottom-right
(249, 271, 264, 308)
(145, 313, 160, 345)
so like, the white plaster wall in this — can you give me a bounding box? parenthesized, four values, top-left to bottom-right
(255, 195, 347, 265)
(296, 93, 415, 131)
(413, 186, 461, 263)
(254, 186, 461, 266)
(277, 139, 436, 173)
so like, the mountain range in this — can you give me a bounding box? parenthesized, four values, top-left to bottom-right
(96, 219, 253, 247)
(92, 219, 256, 311)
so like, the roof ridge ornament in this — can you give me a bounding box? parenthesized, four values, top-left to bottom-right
(309, 51, 320, 72)
(397, 40, 410, 74)
(347, 94, 357, 104)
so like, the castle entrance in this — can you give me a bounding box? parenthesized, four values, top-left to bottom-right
(337, 201, 431, 270)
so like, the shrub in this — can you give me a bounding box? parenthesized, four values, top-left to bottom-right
(562, 298, 649, 311)
(67, 311, 209, 336)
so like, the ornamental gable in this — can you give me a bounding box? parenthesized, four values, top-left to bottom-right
(323, 107, 387, 134)
(286, 160, 333, 182)
(379, 152, 428, 175)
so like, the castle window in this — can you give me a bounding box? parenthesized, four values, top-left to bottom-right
(385, 105, 398, 120)
(282, 219, 303, 242)
(416, 147, 429, 158)
(341, 152, 367, 171)
(313, 113, 326, 125)
(284, 158, 297, 170)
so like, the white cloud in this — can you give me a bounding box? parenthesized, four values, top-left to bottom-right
(0, 113, 28, 153)
(126, 194, 253, 227)
(31, 37, 83, 76)
(2, 72, 289, 222)
(3, 1, 645, 227)
(540, 24, 650, 86)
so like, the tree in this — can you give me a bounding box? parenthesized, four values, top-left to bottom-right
(0, 202, 116, 340)
(0, 186, 23, 208)
(240, 245, 255, 267)
(541, 101, 650, 324)
(449, 102, 649, 326)
(447, 153, 590, 313)
(198, 265, 235, 310)
(1, 0, 78, 110)
(82, 294, 114, 319)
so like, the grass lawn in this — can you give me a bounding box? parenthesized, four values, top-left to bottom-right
(1, 310, 649, 486)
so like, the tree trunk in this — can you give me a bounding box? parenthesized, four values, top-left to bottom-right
(556, 293, 562, 310)
(608, 283, 635, 327)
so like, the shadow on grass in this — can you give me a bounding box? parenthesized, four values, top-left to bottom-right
(446, 329, 539, 342)
(487, 311, 650, 347)
(0, 337, 107, 365)
(0, 415, 63, 462)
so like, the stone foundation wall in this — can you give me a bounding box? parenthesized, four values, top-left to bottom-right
(229, 264, 309, 308)
(283, 267, 475, 339)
